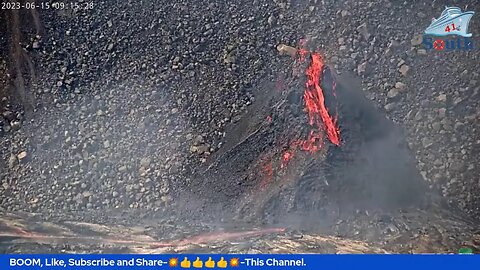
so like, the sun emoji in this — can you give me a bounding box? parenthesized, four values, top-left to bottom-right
(169, 258, 179, 267)
(230, 258, 240, 267)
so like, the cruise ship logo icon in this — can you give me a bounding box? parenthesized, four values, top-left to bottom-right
(424, 7, 475, 37)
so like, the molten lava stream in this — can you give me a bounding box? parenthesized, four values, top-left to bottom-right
(304, 52, 340, 146)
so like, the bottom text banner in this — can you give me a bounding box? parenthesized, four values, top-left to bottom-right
(1, 254, 479, 270)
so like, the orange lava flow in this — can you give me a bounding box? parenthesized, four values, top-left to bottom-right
(256, 44, 341, 190)
(303, 53, 340, 146)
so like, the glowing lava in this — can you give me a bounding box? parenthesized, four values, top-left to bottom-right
(256, 43, 341, 190)
(281, 150, 294, 168)
(303, 52, 340, 146)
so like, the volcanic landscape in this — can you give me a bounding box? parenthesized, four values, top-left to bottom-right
(0, 0, 479, 253)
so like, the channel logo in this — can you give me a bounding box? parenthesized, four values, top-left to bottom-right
(422, 6, 475, 51)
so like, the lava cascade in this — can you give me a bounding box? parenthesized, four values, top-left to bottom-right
(260, 43, 341, 184)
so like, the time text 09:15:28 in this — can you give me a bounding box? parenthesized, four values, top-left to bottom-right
(1, 2, 94, 10)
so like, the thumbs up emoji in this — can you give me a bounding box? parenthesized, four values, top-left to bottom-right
(180, 257, 191, 268)
(217, 257, 227, 268)
(205, 257, 215, 268)
(193, 257, 203, 268)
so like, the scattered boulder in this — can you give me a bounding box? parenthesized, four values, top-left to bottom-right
(8, 154, 18, 168)
(140, 157, 151, 168)
(32, 41, 41, 49)
(357, 61, 370, 76)
(417, 49, 427, 55)
(411, 34, 423, 46)
(276, 44, 297, 57)
(190, 144, 210, 155)
(387, 88, 400, 99)
(384, 103, 396, 112)
(17, 151, 27, 162)
(10, 121, 21, 131)
(399, 64, 410, 76)
(436, 94, 447, 103)
(395, 82, 406, 90)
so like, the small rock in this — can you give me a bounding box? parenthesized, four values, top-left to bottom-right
(276, 44, 297, 57)
(190, 145, 199, 153)
(196, 144, 210, 155)
(411, 34, 423, 46)
(417, 49, 427, 55)
(140, 157, 151, 168)
(224, 52, 236, 64)
(357, 61, 368, 75)
(395, 82, 406, 90)
(399, 64, 410, 76)
(8, 154, 18, 168)
(420, 171, 429, 182)
(10, 121, 21, 131)
(384, 103, 396, 112)
(387, 88, 400, 98)
(191, 144, 210, 155)
(17, 151, 27, 161)
(267, 15, 275, 25)
(103, 140, 110, 148)
(436, 94, 447, 102)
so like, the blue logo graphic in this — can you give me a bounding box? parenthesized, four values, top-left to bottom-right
(424, 7, 474, 37)
(422, 7, 475, 51)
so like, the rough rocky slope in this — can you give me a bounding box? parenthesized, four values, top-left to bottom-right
(0, 0, 479, 253)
